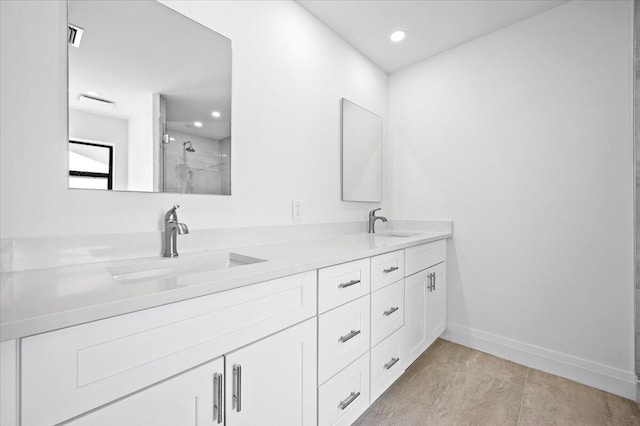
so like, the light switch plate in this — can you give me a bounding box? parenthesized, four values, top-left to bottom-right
(292, 200, 303, 221)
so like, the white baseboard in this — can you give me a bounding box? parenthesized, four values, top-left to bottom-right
(442, 323, 637, 400)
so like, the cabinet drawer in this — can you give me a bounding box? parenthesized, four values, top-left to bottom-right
(318, 295, 370, 384)
(319, 353, 370, 426)
(371, 279, 404, 347)
(370, 250, 404, 292)
(371, 329, 404, 403)
(67, 357, 223, 426)
(405, 240, 446, 277)
(21, 271, 317, 426)
(318, 258, 370, 313)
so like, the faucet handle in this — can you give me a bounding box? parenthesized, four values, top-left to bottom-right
(369, 208, 382, 217)
(165, 204, 180, 221)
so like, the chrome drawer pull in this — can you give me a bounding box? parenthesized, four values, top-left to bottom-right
(213, 373, 223, 423)
(338, 391, 361, 410)
(383, 306, 399, 316)
(384, 357, 400, 370)
(233, 365, 242, 412)
(338, 329, 361, 343)
(338, 279, 361, 289)
(383, 266, 399, 274)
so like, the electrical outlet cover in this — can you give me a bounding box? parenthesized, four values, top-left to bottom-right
(292, 200, 303, 221)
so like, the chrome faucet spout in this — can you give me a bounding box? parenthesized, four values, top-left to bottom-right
(163, 205, 189, 257)
(368, 208, 388, 234)
(176, 222, 189, 235)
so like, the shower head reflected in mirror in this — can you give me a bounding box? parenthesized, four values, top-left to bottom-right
(183, 141, 195, 152)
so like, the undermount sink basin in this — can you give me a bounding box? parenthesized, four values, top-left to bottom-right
(373, 232, 420, 238)
(108, 252, 266, 282)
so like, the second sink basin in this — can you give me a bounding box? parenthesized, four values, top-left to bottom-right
(373, 232, 420, 238)
(108, 252, 266, 282)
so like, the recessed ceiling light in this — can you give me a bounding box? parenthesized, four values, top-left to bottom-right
(390, 30, 406, 42)
(194, 121, 203, 128)
(211, 111, 221, 118)
(169, 137, 175, 141)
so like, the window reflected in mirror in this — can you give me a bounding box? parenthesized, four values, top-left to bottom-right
(68, 140, 113, 190)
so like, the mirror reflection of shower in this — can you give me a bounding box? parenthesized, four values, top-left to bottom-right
(161, 127, 231, 195)
(183, 141, 195, 152)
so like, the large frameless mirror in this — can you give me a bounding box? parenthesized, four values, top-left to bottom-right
(67, 0, 231, 195)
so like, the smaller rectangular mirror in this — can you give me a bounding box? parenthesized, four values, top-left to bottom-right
(341, 98, 382, 202)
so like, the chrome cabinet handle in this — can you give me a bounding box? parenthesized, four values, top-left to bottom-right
(383, 266, 399, 274)
(233, 365, 242, 412)
(432, 272, 436, 291)
(428, 273, 434, 292)
(213, 373, 223, 423)
(383, 306, 399, 316)
(338, 279, 361, 289)
(384, 357, 400, 370)
(338, 329, 361, 343)
(338, 391, 361, 410)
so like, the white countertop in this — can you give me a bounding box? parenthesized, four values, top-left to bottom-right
(0, 230, 451, 341)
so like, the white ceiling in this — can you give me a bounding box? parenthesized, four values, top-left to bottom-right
(297, 0, 569, 73)
(68, 0, 231, 139)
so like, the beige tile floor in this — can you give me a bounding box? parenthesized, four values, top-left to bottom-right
(354, 339, 640, 426)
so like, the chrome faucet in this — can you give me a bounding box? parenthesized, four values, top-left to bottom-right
(368, 208, 388, 233)
(163, 205, 189, 257)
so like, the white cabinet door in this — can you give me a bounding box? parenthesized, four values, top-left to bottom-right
(68, 357, 224, 426)
(402, 263, 447, 368)
(427, 262, 447, 344)
(1, 340, 18, 426)
(225, 318, 317, 426)
(401, 270, 429, 368)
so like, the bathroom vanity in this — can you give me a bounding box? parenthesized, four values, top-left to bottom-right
(0, 229, 450, 426)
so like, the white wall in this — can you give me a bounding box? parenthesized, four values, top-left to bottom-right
(69, 109, 129, 191)
(127, 96, 155, 192)
(0, 0, 387, 238)
(389, 0, 634, 388)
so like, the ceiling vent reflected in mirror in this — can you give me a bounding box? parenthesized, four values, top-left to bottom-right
(78, 93, 115, 106)
(68, 24, 84, 48)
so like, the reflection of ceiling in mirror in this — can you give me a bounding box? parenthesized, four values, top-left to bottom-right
(68, 0, 231, 139)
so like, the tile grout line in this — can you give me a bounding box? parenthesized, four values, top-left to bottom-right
(515, 368, 530, 426)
